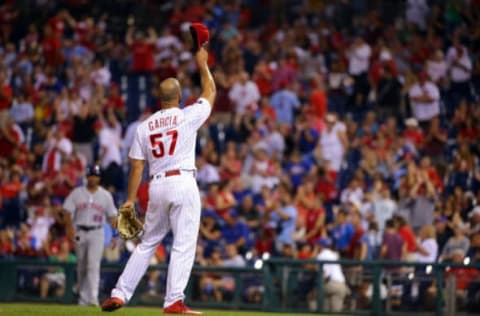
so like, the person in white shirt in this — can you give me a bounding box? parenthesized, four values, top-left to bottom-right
(319, 113, 348, 173)
(412, 224, 438, 307)
(340, 178, 364, 206)
(102, 46, 215, 315)
(90, 57, 111, 87)
(348, 37, 371, 76)
(406, 0, 430, 31)
(426, 50, 448, 86)
(446, 38, 473, 104)
(98, 109, 123, 191)
(347, 36, 371, 107)
(228, 72, 260, 115)
(196, 156, 220, 190)
(28, 207, 54, 250)
(10, 94, 34, 130)
(408, 72, 440, 124)
(415, 224, 438, 263)
(371, 187, 397, 233)
(122, 111, 150, 160)
(316, 238, 350, 312)
(42, 126, 73, 175)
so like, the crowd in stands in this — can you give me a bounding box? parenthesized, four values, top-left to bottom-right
(0, 0, 480, 310)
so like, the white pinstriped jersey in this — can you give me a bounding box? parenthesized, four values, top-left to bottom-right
(129, 98, 211, 176)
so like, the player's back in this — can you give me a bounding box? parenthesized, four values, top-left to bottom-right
(131, 98, 211, 176)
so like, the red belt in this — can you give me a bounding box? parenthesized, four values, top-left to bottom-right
(150, 169, 181, 181)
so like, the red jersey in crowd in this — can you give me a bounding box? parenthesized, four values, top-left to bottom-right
(309, 88, 327, 120)
(346, 224, 365, 259)
(41, 35, 62, 66)
(48, 16, 64, 37)
(403, 128, 424, 148)
(0, 178, 21, 198)
(130, 41, 155, 72)
(0, 123, 23, 158)
(398, 225, 417, 253)
(445, 267, 479, 290)
(0, 83, 12, 110)
(305, 207, 324, 245)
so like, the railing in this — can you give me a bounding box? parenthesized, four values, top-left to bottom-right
(0, 258, 479, 315)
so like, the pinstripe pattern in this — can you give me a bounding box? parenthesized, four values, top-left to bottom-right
(111, 98, 210, 307)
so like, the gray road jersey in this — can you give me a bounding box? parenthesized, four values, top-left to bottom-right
(63, 186, 117, 226)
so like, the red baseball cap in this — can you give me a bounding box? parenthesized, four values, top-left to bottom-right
(189, 22, 209, 51)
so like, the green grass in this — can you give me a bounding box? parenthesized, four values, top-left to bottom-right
(0, 303, 324, 316)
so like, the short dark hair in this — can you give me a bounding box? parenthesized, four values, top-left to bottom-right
(385, 219, 396, 229)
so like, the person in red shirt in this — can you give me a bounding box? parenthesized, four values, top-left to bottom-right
(403, 118, 424, 149)
(0, 70, 12, 130)
(315, 167, 338, 204)
(48, 9, 67, 37)
(0, 228, 14, 257)
(429, 249, 480, 303)
(126, 27, 156, 73)
(253, 60, 273, 96)
(303, 196, 325, 245)
(419, 156, 444, 193)
(1, 166, 23, 228)
(309, 76, 327, 120)
(41, 24, 62, 67)
(458, 116, 479, 145)
(0, 115, 24, 158)
(346, 211, 366, 259)
(394, 215, 417, 262)
(106, 83, 126, 119)
(254, 227, 274, 256)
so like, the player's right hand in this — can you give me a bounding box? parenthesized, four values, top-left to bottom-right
(195, 47, 209, 66)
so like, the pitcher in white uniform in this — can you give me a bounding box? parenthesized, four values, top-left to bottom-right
(101, 47, 216, 315)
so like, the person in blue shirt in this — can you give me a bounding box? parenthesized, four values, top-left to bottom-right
(295, 115, 320, 155)
(270, 82, 300, 125)
(283, 151, 309, 190)
(221, 210, 250, 254)
(269, 183, 297, 251)
(330, 209, 355, 255)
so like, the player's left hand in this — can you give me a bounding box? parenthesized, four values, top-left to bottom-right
(117, 202, 143, 240)
(120, 200, 134, 210)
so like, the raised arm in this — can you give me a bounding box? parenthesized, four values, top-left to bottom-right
(195, 47, 216, 107)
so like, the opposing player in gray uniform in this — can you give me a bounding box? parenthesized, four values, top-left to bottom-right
(64, 165, 117, 306)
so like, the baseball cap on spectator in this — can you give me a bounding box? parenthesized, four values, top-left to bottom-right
(417, 71, 428, 81)
(179, 51, 192, 62)
(434, 215, 448, 224)
(51, 197, 62, 206)
(325, 113, 336, 123)
(405, 118, 418, 127)
(86, 165, 102, 177)
(36, 207, 45, 216)
(158, 50, 173, 61)
(379, 50, 392, 61)
(226, 209, 238, 218)
(317, 237, 332, 247)
(202, 209, 219, 220)
(468, 206, 480, 218)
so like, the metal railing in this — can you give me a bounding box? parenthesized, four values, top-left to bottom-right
(0, 258, 479, 315)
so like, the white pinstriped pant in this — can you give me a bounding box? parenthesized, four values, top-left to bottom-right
(111, 172, 201, 307)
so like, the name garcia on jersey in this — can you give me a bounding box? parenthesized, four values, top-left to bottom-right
(148, 115, 178, 131)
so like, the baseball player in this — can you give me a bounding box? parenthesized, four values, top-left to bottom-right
(64, 165, 118, 306)
(101, 40, 216, 314)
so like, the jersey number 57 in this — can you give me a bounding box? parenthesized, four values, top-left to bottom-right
(149, 129, 178, 158)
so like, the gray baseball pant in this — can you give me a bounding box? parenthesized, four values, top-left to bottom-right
(75, 227, 104, 305)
